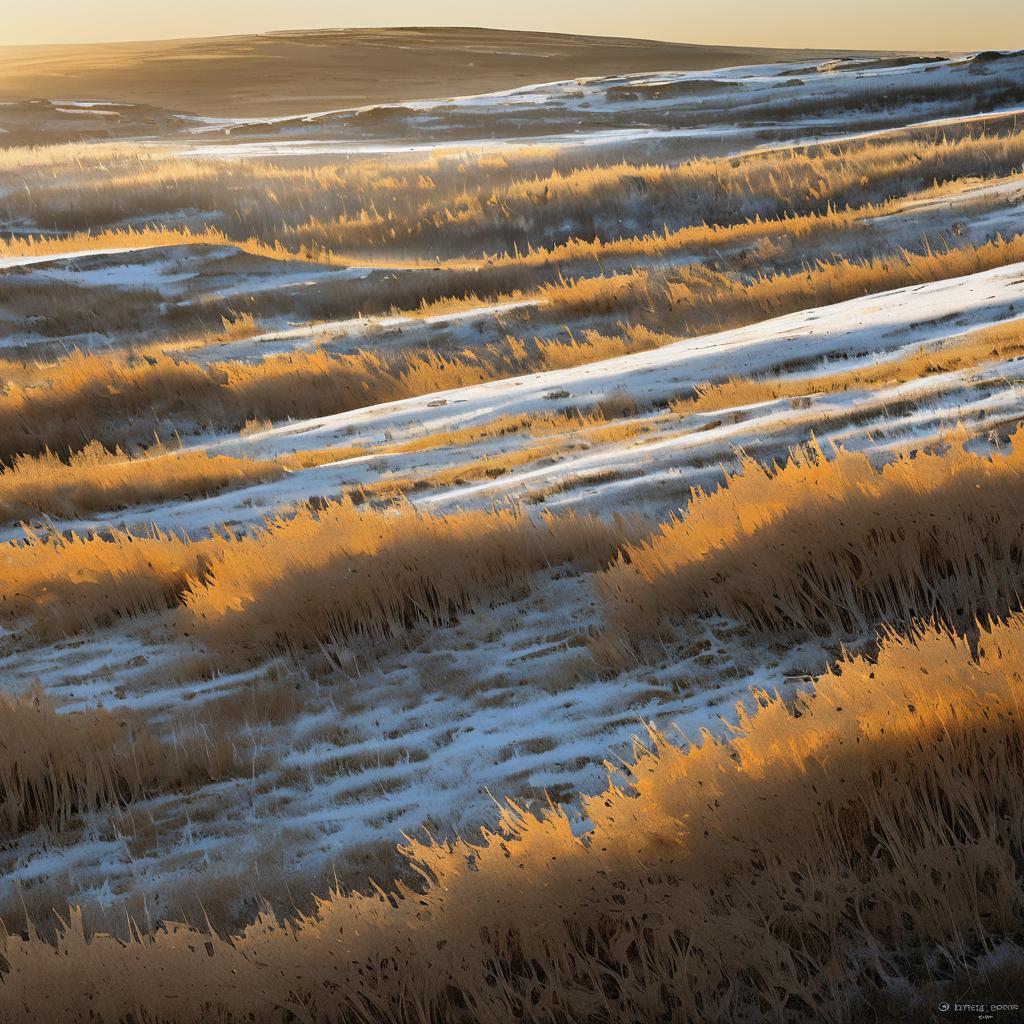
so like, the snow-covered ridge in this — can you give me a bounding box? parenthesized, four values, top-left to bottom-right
(16, 260, 1024, 544)
(176, 50, 1024, 159)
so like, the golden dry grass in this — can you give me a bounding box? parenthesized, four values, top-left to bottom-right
(6, 118, 1023, 264)
(0, 392, 644, 526)
(0, 224, 379, 270)
(600, 429, 1024, 653)
(0, 225, 232, 261)
(374, 402, 645, 467)
(0, 331, 608, 461)
(516, 234, 1024, 374)
(5, 612, 1024, 1021)
(487, 200, 877, 268)
(665, 234, 1024, 332)
(358, 412, 650, 501)
(0, 165, 978, 292)
(0, 525, 218, 639)
(0, 442, 284, 523)
(417, 233, 1024, 392)
(181, 499, 638, 662)
(6, 230, 1024, 467)
(0, 347, 402, 460)
(282, 123, 1024, 257)
(0, 686, 233, 837)
(5, 57, 1024, 1024)
(381, 407, 604, 455)
(540, 268, 654, 317)
(355, 441, 567, 502)
(443, 234, 1024, 388)
(0, 498, 636, 649)
(395, 349, 495, 394)
(673, 318, 1024, 414)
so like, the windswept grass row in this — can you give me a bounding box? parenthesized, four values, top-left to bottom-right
(0, 442, 284, 524)
(5, 119, 1024, 261)
(0, 348, 402, 460)
(6, 614, 1024, 1021)
(181, 500, 639, 661)
(601, 429, 1024, 651)
(0, 687, 233, 837)
(10, 231, 1024, 463)
(0, 526, 219, 639)
(672, 317, 1024, 415)
(0, 501, 637, 646)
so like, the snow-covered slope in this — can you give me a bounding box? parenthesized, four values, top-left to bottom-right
(18, 259, 1019, 543)
(2, 46, 1024, 940)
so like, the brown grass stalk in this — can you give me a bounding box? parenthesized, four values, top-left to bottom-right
(0, 442, 284, 523)
(0, 687, 232, 837)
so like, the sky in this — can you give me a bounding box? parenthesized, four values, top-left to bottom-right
(3, 0, 1022, 52)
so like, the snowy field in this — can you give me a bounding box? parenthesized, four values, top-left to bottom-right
(1, 42, 1024, 940)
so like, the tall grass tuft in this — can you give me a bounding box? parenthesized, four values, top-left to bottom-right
(601, 429, 1024, 652)
(0, 687, 232, 836)
(181, 499, 639, 661)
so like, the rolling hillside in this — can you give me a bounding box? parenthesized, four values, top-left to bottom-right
(0, 33, 1022, 1023)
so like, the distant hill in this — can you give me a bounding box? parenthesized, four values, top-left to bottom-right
(0, 26, 882, 117)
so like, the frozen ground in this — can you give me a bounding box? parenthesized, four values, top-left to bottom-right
(5, 50, 1022, 161)
(12, 260, 1023, 544)
(1, 47, 1023, 935)
(0, 575, 832, 930)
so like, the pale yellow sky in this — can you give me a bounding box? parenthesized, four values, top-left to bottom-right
(4, 0, 1022, 51)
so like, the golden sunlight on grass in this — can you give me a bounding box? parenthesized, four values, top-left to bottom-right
(672, 318, 1024, 414)
(0, 442, 284, 523)
(5, 612, 1024, 1021)
(600, 428, 1024, 653)
(0, 525, 219, 638)
(6, 49, 1024, 1018)
(7, 119, 1024, 265)
(0, 224, 370, 269)
(10, 231, 1024, 467)
(0, 499, 637, 648)
(0, 347, 402, 460)
(181, 499, 640, 662)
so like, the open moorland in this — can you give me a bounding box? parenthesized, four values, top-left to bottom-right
(1, 27, 1024, 1023)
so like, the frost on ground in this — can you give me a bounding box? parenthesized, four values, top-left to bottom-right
(1, 42, 1024, 945)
